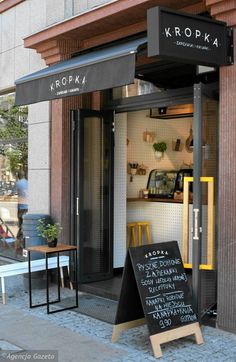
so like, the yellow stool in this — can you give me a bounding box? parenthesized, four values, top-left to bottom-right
(137, 221, 152, 246)
(126, 223, 137, 248)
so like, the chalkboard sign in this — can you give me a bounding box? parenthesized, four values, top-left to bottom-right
(112, 241, 203, 358)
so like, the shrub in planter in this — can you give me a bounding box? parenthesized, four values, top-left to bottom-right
(37, 218, 62, 247)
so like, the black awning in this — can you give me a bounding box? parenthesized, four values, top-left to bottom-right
(15, 37, 147, 105)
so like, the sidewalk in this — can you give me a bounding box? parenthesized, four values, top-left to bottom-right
(0, 274, 236, 362)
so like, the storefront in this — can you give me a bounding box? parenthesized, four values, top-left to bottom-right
(14, 0, 236, 333)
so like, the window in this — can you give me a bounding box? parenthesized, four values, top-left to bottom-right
(112, 79, 160, 100)
(0, 92, 28, 260)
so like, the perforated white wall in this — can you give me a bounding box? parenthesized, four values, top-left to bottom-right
(127, 201, 183, 247)
(113, 113, 127, 268)
(114, 109, 210, 268)
(127, 109, 193, 197)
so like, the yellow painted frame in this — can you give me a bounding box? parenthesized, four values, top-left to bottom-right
(182, 177, 214, 270)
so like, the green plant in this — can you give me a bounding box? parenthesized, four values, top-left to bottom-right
(37, 218, 62, 241)
(152, 142, 167, 153)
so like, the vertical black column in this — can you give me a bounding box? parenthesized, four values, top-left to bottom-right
(192, 83, 203, 319)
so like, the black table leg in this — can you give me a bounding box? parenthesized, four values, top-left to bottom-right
(46, 254, 49, 314)
(28, 250, 32, 308)
(28, 247, 78, 314)
(57, 252, 61, 302)
(75, 249, 78, 308)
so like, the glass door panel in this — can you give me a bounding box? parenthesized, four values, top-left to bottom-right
(192, 83, 218, 319)
(72, 110, 114, 283)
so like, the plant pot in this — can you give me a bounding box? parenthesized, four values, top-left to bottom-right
(154, 151, 163, 160)
(47, 238, 58, 248)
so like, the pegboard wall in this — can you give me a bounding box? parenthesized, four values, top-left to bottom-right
(127, 109, 193, 198)
(127, 202, 209, 266)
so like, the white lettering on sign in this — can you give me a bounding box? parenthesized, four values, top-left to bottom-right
(135, 244, 197, 331)
(62, 77, 67, 86)
(50, 74, 87, 94)
(213, 38, 219, 47)
(175, 27, 181, 36)
(184, 28, 192, 37)
(165, 27, 171, 37)
(144, 250, 169, 259)
(195, 29, 201, 38)
(204, 33, 210, 42)
(163, 26, 219, 48)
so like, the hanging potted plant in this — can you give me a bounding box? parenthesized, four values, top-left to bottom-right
(37, 218, 62, 248)
(152, 142, 167, 160)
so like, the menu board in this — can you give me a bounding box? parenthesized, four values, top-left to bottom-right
(114, 241, 197, 336)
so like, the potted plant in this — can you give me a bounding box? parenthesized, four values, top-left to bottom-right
(152, 142, 167, 159)
(36, 218, 62, 247)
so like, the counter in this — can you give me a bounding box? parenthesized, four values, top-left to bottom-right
(127, 198, 186, 203)
(126, 200, 208, 267)
(127, 200, 187, 249)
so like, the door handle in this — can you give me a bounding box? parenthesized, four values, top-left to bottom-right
(193, 208, 199, 240)
(76, 197, 79, 216)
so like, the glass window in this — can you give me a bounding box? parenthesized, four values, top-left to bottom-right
(112, 78, 160, 100)
(0, 93, 28, 260)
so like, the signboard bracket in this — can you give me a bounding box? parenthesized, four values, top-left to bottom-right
(150, 322, 203, 358)
(226, 27, 234, 65)
(112, 318, 145, 343)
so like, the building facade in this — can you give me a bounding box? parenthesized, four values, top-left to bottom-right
(0, 0, 236, 334)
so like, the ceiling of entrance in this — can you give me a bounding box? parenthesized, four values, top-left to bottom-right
(136, 59, 219, 89)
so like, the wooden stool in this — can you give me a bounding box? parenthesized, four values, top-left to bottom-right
(126, 223, 137, 248)
(137, 222, 152, 246)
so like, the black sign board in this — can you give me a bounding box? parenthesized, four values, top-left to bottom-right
(114, 241, 197, 335)
(147, 6, 233, 67)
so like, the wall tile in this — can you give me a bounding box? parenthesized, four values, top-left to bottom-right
(46, 0, 65, 26)
(74, 0, 115, 15)
(0, 49, 14, 91)
(15, 1, 30, 47)
(14, 46, 30, 80)
(29, 49, 45, 73)
(28, 121, 50, 169)
(0, 16, 2, 54)
(29, 0, 46, 33)
(28, 102, 50, 125)
(73, 0, 88, 14)
(28, 169, 50, 214)
(65, 0, 73, 18)
(87, 0, 109, 9)
(28, 103, 50, 214)
(1, 8, 15, 52)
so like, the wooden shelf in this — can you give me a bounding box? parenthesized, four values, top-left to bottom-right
(127, 198, 185, 204)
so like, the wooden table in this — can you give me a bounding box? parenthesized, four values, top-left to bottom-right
(28, 244, 78, 314)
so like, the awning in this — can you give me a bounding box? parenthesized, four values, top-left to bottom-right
(15, 37, 147, 106)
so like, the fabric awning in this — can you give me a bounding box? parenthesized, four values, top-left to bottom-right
(15, 37, 147, 106)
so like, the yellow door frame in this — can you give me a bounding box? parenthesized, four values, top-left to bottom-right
(182, 176, 214, 270)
